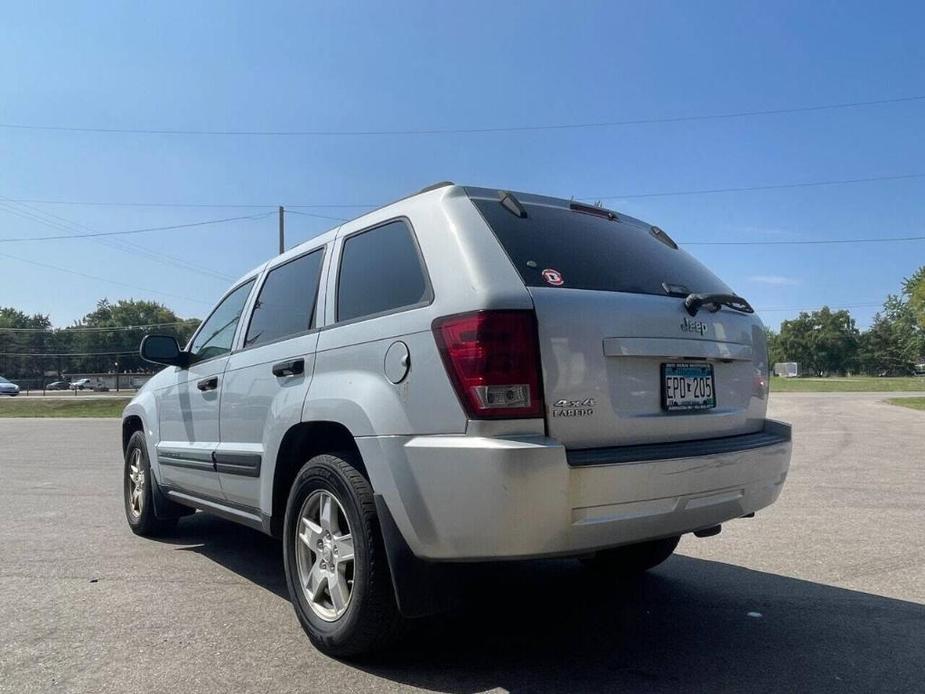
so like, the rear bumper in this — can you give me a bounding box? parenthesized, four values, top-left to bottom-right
(358, 420, 791, 562)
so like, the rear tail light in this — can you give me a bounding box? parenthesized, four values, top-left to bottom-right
(433, 310, 545, 419)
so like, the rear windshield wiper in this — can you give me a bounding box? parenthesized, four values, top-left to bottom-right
(684, 292, 754, 316)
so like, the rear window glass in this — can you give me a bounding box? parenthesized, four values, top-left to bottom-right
(470, 197, 731, 297)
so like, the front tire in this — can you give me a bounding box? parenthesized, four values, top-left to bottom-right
(123, 431, 177, 536)
(582, 536, 680, 577)
(282, 452, 402, 657)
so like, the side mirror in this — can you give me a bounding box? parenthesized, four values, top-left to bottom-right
(140, 335, 190, 368)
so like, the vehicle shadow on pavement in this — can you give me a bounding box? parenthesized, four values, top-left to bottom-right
(156, 514, 925, 694)
(151, 512, 290, 600)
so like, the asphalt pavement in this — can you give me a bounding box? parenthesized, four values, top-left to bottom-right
(0, 393, 923, 693)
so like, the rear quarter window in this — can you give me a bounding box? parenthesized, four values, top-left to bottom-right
(470, 196, 731, 297)
(336, 219, 431, 322)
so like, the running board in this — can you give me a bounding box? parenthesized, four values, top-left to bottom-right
(162, 487, 269, 533)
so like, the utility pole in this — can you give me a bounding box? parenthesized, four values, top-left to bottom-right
(278, 206, 285, 254)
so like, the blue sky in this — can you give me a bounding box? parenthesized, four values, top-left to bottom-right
(1, 0, 923, 330)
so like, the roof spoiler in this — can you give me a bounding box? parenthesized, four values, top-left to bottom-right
(418, 181, 455, 194)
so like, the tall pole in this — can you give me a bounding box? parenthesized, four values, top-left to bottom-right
(278, 206, 285, 254)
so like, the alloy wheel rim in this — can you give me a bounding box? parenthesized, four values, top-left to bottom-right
(127, 448, 144, 518)
(294, 490, 355, 622)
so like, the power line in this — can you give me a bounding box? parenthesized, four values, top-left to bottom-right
(8, 171, 925, 212)
(0, 200, 235, 282)
(684, 235, 925, 246)
(0, 196, 237, 282)
(5, 198, 291, 209)
(0, 195, 239, 280)
(0, 250, 212, 305)
(0, 212, 273, 243)
(284, 209, 350, 222)
(6, 197, 372, 210)
(1, 94, 922, 137)
(0, 198, 367, 210)
(2, 201, 920, 251)
(589, 172, 925, 201)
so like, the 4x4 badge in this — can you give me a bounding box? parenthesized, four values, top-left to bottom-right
(552, 398, 595, 417)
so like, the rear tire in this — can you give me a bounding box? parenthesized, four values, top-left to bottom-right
(123, 431, 178, 536)
(582, 536, 680, 576)
(282, 452, 402, 657)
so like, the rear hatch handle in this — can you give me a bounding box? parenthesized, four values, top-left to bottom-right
(684, 293, 755, 316)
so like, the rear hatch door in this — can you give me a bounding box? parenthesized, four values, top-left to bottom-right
(467, 188, 769, 449)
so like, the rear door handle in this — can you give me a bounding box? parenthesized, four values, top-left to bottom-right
(272, 358, 305, 378)
(197, 376, 219, 391)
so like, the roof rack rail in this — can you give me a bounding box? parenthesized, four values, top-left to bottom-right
(418, 181, 455, 194)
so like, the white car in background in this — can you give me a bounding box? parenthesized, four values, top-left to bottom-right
(0, 376, 20, 396)
(70, 378, 94, 391)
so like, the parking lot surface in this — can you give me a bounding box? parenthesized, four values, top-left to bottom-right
(1, 393, 923, 693)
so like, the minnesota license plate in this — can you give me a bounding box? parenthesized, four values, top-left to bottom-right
(661, 362, 716, 411)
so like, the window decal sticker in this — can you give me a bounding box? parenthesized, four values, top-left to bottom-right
(542, 268, 564, 286)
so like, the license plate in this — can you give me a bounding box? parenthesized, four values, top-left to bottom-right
(661, 362, 716, 411)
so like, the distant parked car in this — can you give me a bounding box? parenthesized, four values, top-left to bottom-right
(0, 376, 20, 396)
(914, 363, 925, 376)
(46, 380, 71, 390)
(70, 378, 93, 391)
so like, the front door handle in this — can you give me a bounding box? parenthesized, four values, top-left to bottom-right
(197, 376, 219, 391)
(272, 358, 305, 378)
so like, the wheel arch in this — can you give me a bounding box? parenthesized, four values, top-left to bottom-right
(122, 414, 144, 453)
(269, 420, 367, 538)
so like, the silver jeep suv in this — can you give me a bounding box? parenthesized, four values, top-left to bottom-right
(123, 182, 791, 655)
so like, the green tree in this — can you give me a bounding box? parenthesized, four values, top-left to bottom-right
(857, 298, 911, 375)
(67, 299, 200, 375)
(903, 266, 925, 333)
(776, 307, 859, 376)
(0, 308, 53, 382)
(765, 328, 785, 367)
(856, 268, 925, 374)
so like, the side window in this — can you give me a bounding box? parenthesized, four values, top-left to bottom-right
(244, 248, 324, 349)
(337, 220, 430, 323)
(188, 280, 255, 362)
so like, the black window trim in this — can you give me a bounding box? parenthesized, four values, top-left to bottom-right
(185, 277, 257, 366)
(238, 244, 328, 353)
(333, 216, 434, 328)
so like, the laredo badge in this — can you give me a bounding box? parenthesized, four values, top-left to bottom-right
(552, 398, 595, 417)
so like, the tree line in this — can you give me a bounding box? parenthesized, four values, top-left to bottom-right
(767, 266, 925, 376)
(0, 299, 201, 382)
(2, 266, 923, 383)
